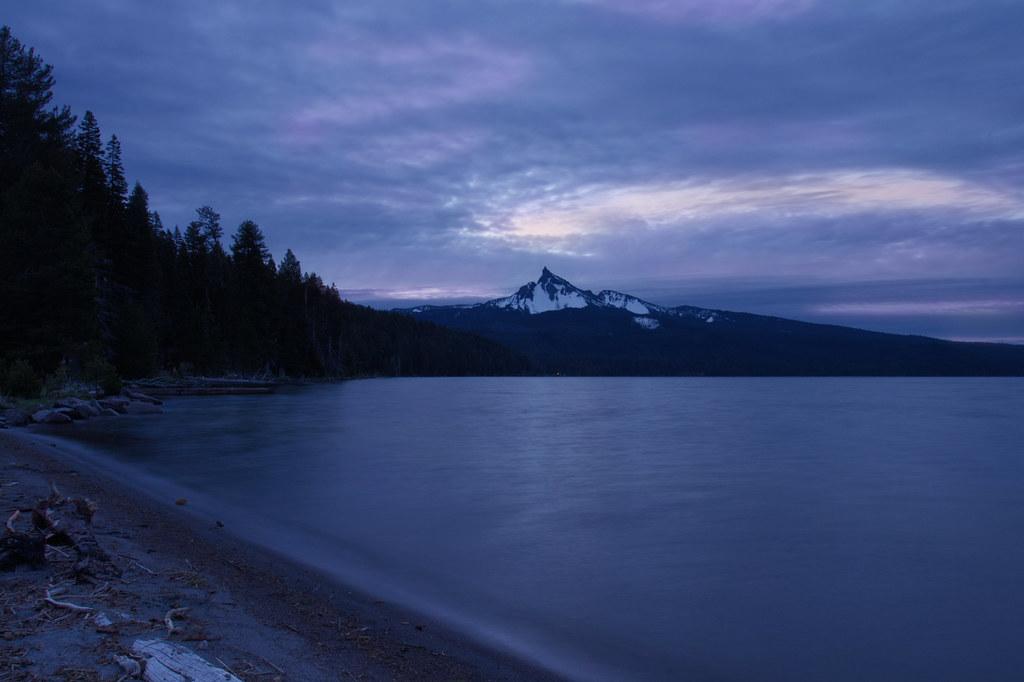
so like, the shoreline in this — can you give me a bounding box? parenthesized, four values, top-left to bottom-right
(0, 426, 562, 681)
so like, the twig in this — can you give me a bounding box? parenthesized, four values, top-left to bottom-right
(165, 607, 188, 632)
(215, 656, 241, 679)
(5, 509, 18, 534)
(132, 559, 157, 575)
(44, 589, 92, 613)
(259, 655, 285, 674)
(118, 553, 157, 574)
(45, 544, 71, 558)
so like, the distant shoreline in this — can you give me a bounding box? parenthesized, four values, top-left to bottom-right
(0, 425, 560, 681)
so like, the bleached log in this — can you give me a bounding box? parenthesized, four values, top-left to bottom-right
(49, 481, 64, 504)
(164, 607, 188, 633)
(44, 588, 92, 612)
(132, 639, 243, 682)
(115, 654, 142, 678)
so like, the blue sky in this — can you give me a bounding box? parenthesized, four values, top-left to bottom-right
(8, 0, 1024, 341)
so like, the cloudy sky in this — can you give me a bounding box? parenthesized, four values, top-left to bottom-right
(8, 0, 1024, 341)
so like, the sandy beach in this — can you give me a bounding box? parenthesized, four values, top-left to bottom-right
(0, 427, 559, 681)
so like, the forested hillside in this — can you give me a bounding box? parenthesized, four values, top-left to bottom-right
(406, 269, 1024, 376)
(0, 26, 526, 393)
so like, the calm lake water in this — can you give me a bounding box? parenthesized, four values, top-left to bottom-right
(53, 378, 1024, 680)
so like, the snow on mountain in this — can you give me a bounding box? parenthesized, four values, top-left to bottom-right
(485, 267, 605, 313)
(670, 306, 722, 323)
(484, 268, 670, 316)
(598, 290, 665, 315)
(401, 268, 729, 324)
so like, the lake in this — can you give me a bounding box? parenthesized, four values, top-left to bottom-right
(53, 378, 1024, 680)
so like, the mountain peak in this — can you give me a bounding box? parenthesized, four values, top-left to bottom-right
(403, 268, 710, 321)
(484, 268, 596, 314)
(474, 268, 674, 316)
(537, 266, 565, 285)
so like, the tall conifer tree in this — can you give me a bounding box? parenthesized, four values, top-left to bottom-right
(0, 25, 74, 198)
(104, 134, 127, 206)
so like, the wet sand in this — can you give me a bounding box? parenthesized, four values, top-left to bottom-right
(0, 428, 561, 681)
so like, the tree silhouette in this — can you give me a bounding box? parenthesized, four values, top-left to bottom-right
(104, 134, 127, 206)
(0, 25, 529, 386)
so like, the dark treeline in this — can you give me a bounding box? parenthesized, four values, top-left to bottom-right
(0, 26, 526, 392)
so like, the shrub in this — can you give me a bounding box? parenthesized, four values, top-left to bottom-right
(2, 359, 42, 398)
(41, 363, 71, 395)
(84, 357, 122, 396)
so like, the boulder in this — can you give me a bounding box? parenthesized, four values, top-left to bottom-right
(1, 408, 31, 427)
(124, 389, 163, 406)
(125, 401, 163, 414)
(56, 397, 102, 419)
(99, 396, 130, 413)
(32, 409, 73, 424)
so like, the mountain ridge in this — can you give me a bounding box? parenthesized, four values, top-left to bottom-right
(396, 269, 1024, 376)
(401, 268, 725, 327)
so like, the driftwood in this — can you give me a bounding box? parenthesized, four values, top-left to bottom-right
(165, 607, 189, 633)
(116, 655, 143, 678)
(1, 482, 110, 573)
(0, 530, 45, 570)
(6, 509, 19, 533)
(44, 588, 93, 612)
(132, 639, 243, 682)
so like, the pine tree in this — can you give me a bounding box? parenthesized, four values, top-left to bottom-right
(0, 25, 74, 198)
(195, 205, 222, 244)
(230, 220, 277, 371)
(75, 110, 109, 244)
(231, 220, 273, 268)
(278, 249, 302, 286)
(123, 182, 157, 294)
(0, 164, 96, 368)
(104, 134, 127, 206)
(276, 249, 314, 374)
(184, 221, 207, 257)
(197, 206, 229, 367)
(75, 111, 103, 177)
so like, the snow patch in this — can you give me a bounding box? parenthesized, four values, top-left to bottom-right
(443, 269, 722, 321)
(600, 290, 652, 314)
(487, 269, 602, 314)
(633, 316, 660, 330)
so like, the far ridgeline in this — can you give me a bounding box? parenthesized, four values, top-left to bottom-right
(0, 25, 528, 395)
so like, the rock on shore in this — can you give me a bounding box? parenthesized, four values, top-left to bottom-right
(4, 390, 166, 428)
(30, 408, 74, 424)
